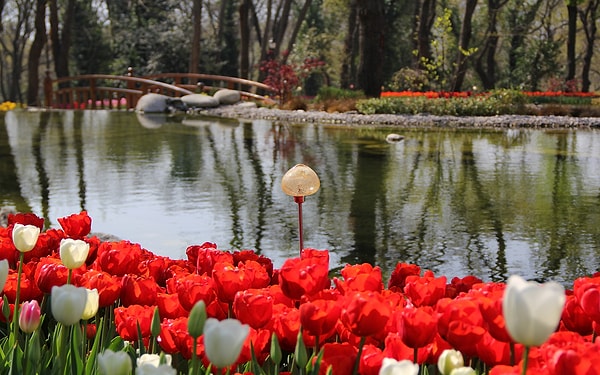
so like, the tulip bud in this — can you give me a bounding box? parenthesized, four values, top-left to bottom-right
(294, 330, 308, 369)
(437, 349, 464, 375)
(0, 259, 8, 293)
(270, 332, 282, 366)
(203, 318, 249, 369)
(81, 288, 99, 320)
(136, 354, 176, 375)
(12, 224, 40, 253)
(51, 284, 88, 326)
(59, 238, 90, 269)
(19, 300, 41, 333)
(187, 300, 206, 339)
(502, 275, 565, 347)
(98, 349, 132, 375)
(137, 353, 172, 367)
(378, 358, 419, 375)
(151, 306, 161, 337)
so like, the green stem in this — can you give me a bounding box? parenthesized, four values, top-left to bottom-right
(191, 337, 199, 375)
(413, 347, 418, 364)
(521, 346, 530, 375)
(352, 336, 367, 375)
(67, 269, 73, 285)
(510, 341, 515, 366)
(12, 251, 25, 343)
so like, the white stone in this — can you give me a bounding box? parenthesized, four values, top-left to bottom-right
(213, 89, 241, 105)
(135, 93, 170, 113)
(181, 94, 220, 108)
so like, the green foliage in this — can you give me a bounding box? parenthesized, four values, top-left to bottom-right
(355, 90, 528, 116)
(387, 68, 430, 91)
(314, 86, 365, 102)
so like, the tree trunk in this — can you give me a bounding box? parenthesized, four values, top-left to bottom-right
(357, 0, 385, 97)
(239, 0, 250, 79)
(0, 0, 5, 33)
(189, 0, 202, 74)
(281, 0, 313, 65)
(49, 0, 75, 83)
(474, 0, 508, 90)
(580, 0, 600, 92)
(27, 0, 47, 106)
(414, 0, 437, 69)
(566, 1, 578, 86)
(341, 0, 358, 89)
(507, 0, 543, 78)
(451, 0, 478, 92)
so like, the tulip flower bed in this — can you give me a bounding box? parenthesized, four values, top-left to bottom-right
(1, 211, 600, 375)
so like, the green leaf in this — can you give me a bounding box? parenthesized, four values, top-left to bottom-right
(85, 317, 104, 375)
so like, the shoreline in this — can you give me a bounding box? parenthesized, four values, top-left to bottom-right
(200, 105, 600, 129)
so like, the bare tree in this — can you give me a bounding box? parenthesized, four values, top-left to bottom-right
(190, 0, 202, 73)
(474, 0, 509, 90)
(49, 0, 76, 82)
(451, 0, 478, 92)
(27, 0, 47, 106)
(356, 0, 385, 97)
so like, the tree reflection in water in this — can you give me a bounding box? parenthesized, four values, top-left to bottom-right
(1, 110, 599, 286)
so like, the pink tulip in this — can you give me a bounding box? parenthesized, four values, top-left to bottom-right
(19, 300, 41, 333)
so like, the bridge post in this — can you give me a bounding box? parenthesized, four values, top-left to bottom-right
(127, 67, 135, 109)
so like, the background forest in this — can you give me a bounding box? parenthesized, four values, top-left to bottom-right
(1, 0, 599, 106)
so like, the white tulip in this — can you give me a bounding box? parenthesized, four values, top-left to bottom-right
(97, 349, 132, 375)
(12, 224, 40, 252)
(59, 238, 90, 269)
(51, 284, 87, 326)
(136, 354, 175, 375)
(0, 259, 8, 292)
(437, 349, 464, 375)
(450, 367, 477, 375)
(81, 288, 99, 320)
(378, 358, 419, 375)
(203, 318, 249, 369)
(502, 274, 565, 347)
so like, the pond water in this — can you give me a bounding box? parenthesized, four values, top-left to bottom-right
(1, 110, 600, 286)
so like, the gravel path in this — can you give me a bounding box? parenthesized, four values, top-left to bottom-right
(201, 105, 600, 129)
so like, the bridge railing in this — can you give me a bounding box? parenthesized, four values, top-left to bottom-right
(44, 69, 277, 110)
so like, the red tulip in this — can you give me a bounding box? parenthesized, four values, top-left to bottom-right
(299, 298, 341, 339)
(93, 241, 148, 276)
(561, 294, 593, 336)
(186, 242, 233, 275)
(114, 304, 154, 342)
(271, 303, 301, 352)
(120, 274, 158, 307)
(334, 263, 383, 294)
(0, 230, 17, 266)
(212, 261, 255, 303)
(359, 344, 385, 375)
(340, 291, 391, 338)
(57, 211, 92, 240)
(4, 268, 43, 303)
(236, 327, 271, 366)
(79, 269, 122, 308)
(7, 213, 44, 229)
(34, 257, 69, 294)
(24, 229, 64, 263)
(387, 262, 421, 291)
(398, 305, 438, 350)
(314, 343, 357, 375)
(233, 250, 274, 279)
(159, 317, 194, 359)
(403, 271, 446, 307)
(278, 256, 329, 300)
(233, 288, 273, 329)
(175, 273, 216, 311)
(157, 292, 187, 319)
(437, 297, 486, 359)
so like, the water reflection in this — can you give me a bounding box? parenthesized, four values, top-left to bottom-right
(1, 110, 599, 286)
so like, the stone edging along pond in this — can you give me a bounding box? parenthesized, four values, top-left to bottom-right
(199, 104, 600, 129)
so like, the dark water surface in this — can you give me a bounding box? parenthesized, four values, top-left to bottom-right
(1, 110, 599, 286)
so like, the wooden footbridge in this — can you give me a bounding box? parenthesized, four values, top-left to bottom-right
(43, 68, 278, 110)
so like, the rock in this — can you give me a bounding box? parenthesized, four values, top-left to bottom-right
(181, 94, 220, 108)
(213, 89, 241, 105)
(135, 93, 170, 113)
(386, 133, 405, 143)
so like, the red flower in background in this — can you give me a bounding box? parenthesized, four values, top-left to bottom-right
(278, 256, 329, 300)
(359, 344, 386, 375)
(57, 211, 91, 240)
(233, 288, 274, 329)
(271, 303, 301, 352)
(120, 274, 159, 307)
(446, 275, 483, 298)
(0, 228, 17, 266)
(4, 264, 43, 303)
(7, 212, 44, 229)
(114, 304, 154, 342)
(233, 250, 274, 279)
(23, 228, 64, 263)
(404, 271, 447, 307)
(341, 291, 392, 338)
(237, 327, 272, 366)
(574, 276, 600, 326)
(561, 294, 593, 336)
(79, 269, 121, 308)
(185, 242, 233, 275)
(334, 263, 383, 294)
(388, 262, 421, 291)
